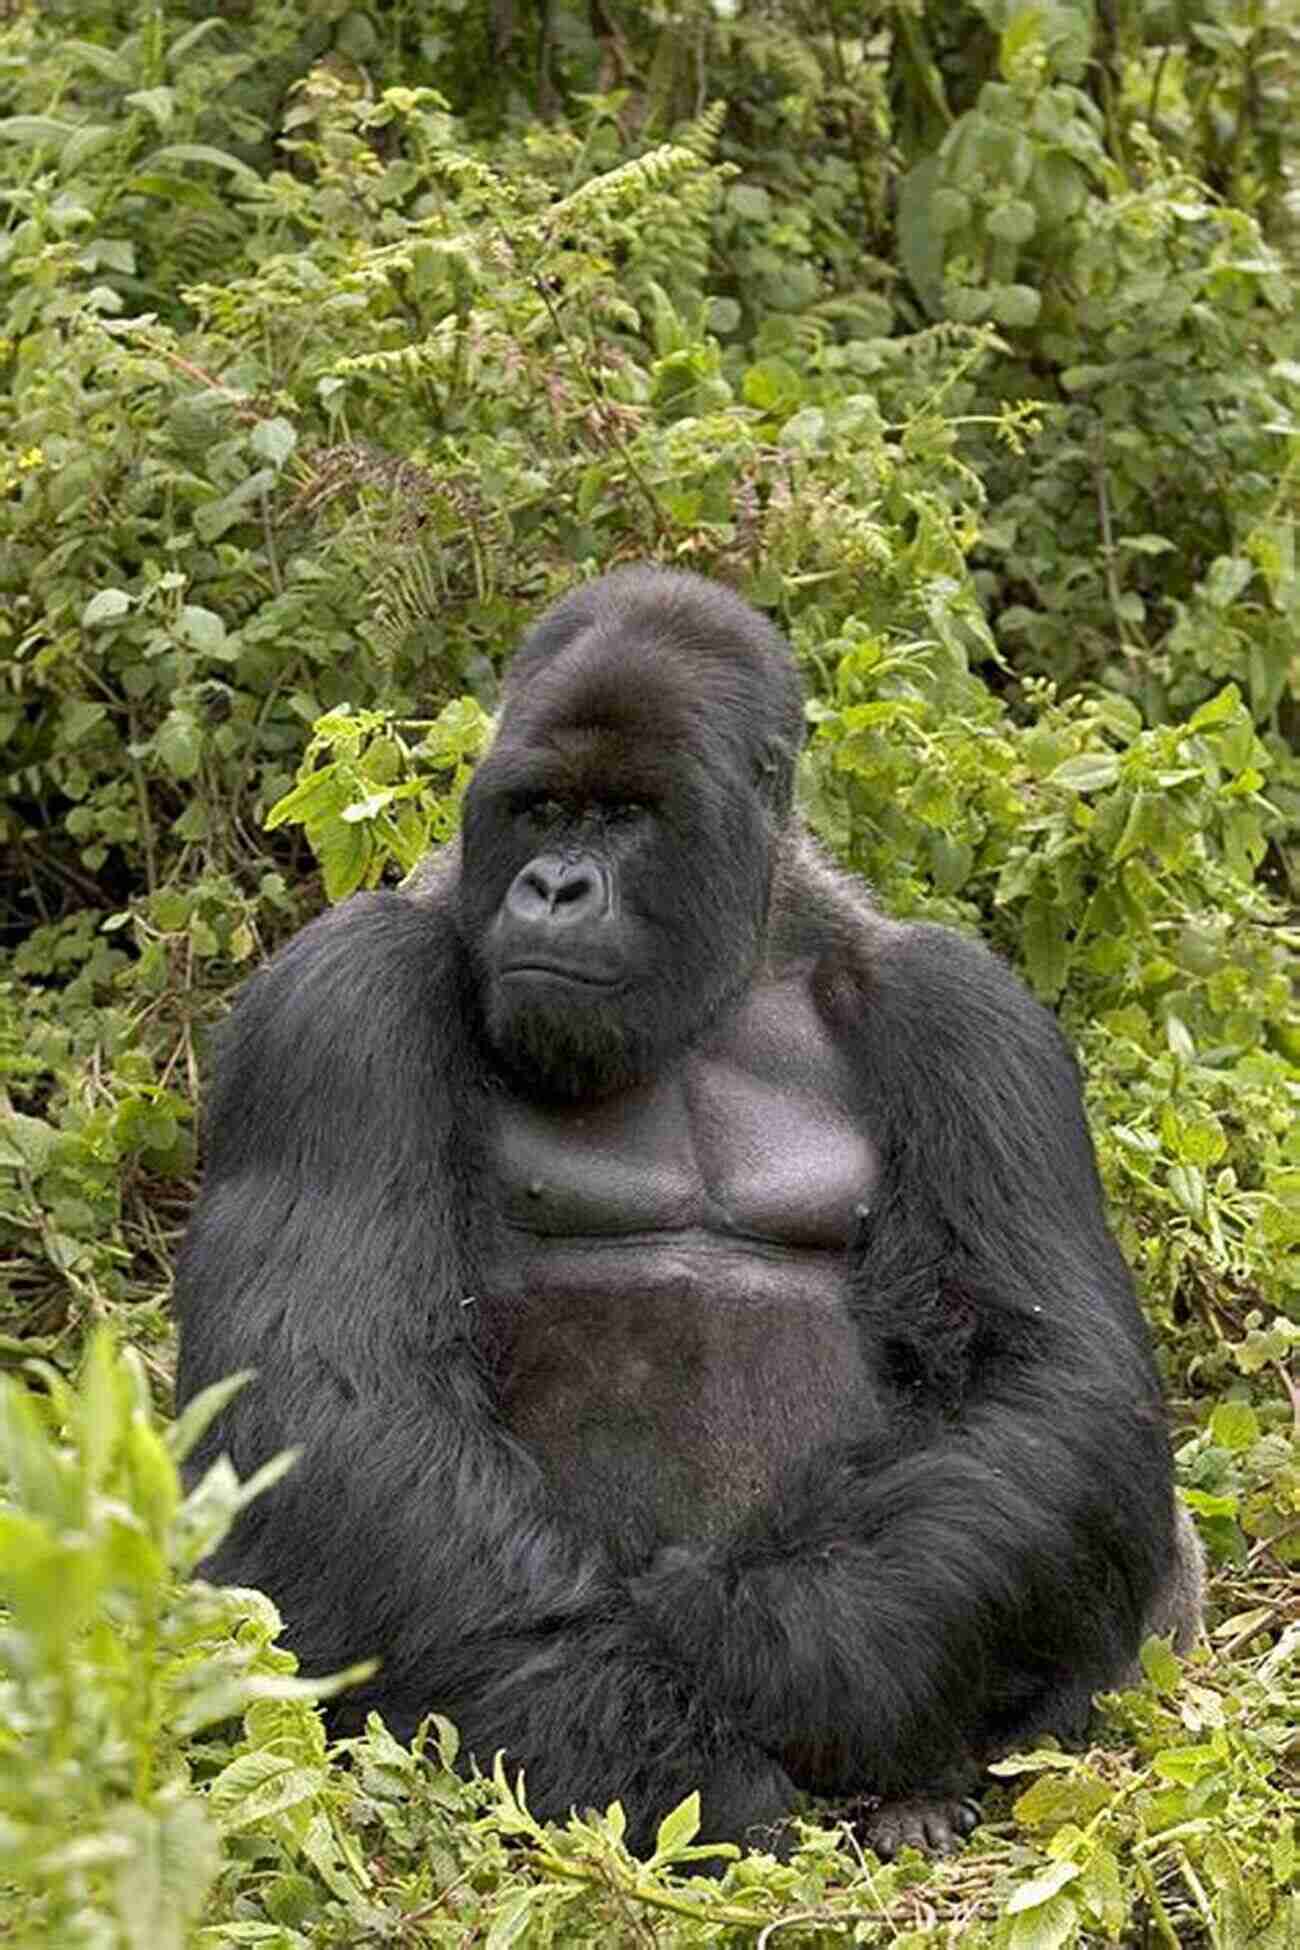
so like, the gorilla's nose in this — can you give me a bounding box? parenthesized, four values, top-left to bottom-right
(506, 853, 610, 928)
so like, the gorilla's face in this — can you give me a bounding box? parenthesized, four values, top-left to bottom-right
(457, 570, 803, 1103)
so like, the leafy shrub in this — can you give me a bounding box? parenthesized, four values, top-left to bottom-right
(1, 0, 1296, 1942)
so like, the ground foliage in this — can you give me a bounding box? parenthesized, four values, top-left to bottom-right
(0, 0, 1297, 1943)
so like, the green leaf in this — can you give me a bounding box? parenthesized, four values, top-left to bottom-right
(317, 818, 372, 900)
(1014, 1772, 1111, 1828)
(83, 587, 132, 625)
(264, 766, 347, 832)
(168, 1371, 253, 1464)
(1187, 684, 1242, 731)
(114, 1794, 221, 1950)
(653, 1791, 701, 1858)
(1209, 1401, 1260, 1453)
(125, 87, 175, 131)
(1007, 1859, 1081, 1914)
(0, 1110, 58, 1171)
(1023, 893, 1069, 1000)
(987, 200, 1037, 245)
(0, 115, 75, 147)
(1048, 752, 1120, 792)
(1140, 1634, 1183, 1691)
(177, 604, 227, 655)
(485, 1888, 541, 1948)
(250, 416, 297, 469)
(209, 1751, 326, 1833)
(1007, 1893, 1079, 1950)
(155, 710, 202, 781)
(141, 142, 262, 185)
(742, 357, 803, 415)
(930, 186, 973, 236)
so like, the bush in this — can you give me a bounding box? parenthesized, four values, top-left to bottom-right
(1, 1, 1296, 1942)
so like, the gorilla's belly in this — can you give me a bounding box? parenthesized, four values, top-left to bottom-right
(481, 1239, 879, 1562)
(479, 986, 883, 1562)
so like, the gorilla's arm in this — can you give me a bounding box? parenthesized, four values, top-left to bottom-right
(176, 895, 788, 1844)
(635, 926, 1176, 1795)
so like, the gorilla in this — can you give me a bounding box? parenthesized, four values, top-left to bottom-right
(176, 566, 1201, 1857)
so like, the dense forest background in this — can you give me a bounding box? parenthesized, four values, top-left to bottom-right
(0, 1, 1296, 1944)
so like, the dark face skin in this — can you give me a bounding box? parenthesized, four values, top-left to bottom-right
(457, 571, 801, 1102)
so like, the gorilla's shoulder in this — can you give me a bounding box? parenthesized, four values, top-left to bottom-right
(780, 830, 1079, 1093)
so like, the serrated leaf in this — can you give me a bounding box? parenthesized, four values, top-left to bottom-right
(1209, 1401, 1260, 1452)
(1078, 1847, 1125, 1936)
(264, 765, 346, 832)
(208, 1751, 325, 1832)
(317, 817, 372, 900)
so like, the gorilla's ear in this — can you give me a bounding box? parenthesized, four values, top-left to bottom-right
(754, 736, 797, 821)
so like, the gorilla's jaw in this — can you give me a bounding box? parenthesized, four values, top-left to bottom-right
(481, 963, 745, 1105)
(483, 970, 677, 1104)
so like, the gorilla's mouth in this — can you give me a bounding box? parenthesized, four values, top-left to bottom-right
(501, 962, 621, 989)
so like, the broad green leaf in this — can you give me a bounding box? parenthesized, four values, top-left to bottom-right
(114, 1794, 221, 1950)
(1209, 1400, 1260, 1453)
(1007, 1892, 1079, 1950)
(250, 416, 297, 468)
(208, 1751, 326, 1832)
(991, 282, 1041, 329)
(1049, 752, 1120, 792)
(155, 710, 202, 781)
(1007, 1859, 1081, 1914)
(177, 603, 227, 655)
(83, 587, 132, 625)
(1188, 684, 1242, 731)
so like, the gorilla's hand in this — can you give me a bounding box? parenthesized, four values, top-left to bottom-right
(696, 1749, 797, 1853)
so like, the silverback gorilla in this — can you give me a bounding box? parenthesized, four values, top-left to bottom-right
(176, 567, 1200, 1857)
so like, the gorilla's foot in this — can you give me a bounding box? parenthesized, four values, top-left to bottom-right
(860, 1793, 981, 1858)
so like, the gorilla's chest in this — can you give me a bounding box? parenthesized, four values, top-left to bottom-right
(478, 975, 883, 1559)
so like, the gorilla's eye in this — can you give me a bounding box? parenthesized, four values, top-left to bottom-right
(605, 800, 647, 825)
(515, 794, 567, 826)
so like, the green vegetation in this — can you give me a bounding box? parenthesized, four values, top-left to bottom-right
(1, 1, 1296, 1942)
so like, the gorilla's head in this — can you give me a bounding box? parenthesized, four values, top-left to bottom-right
(458, 567, 805, 1102)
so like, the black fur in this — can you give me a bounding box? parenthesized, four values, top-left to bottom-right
(176, 567, 1182, 1853)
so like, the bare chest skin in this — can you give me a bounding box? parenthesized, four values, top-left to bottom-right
(480, 969, 882, 1563)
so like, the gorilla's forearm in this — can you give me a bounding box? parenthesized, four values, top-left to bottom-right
(189, 1302, 779, 1838)
(634, 1382, 1173, 1794)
